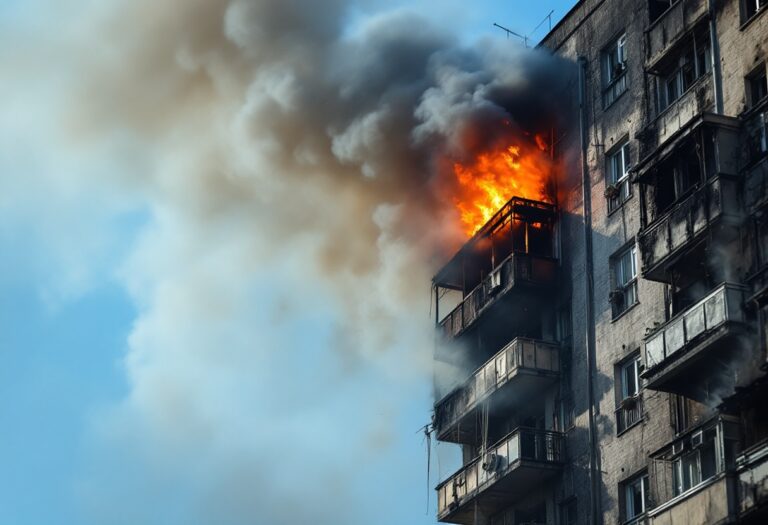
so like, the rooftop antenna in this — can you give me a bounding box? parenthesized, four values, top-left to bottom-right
(493, 22, 528, 47)
(494, 9, 555, 47)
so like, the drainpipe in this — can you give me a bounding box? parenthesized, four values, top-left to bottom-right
(708, 0, 724, 114)
(578, 56, 603, 525)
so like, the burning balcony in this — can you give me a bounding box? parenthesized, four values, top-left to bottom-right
(433, 338, 560, 444)
(434, 198, 558, 341)
(647, 416, 740, 525)
(435, 428, 564, 525)
(635, 116, 742, 283)
(642, 283, 752, 402)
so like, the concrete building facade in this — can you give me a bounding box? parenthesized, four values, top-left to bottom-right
(431, 1, 768, 524)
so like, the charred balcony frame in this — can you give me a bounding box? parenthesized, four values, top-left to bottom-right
(642, 283, 753, 401)
(433, 338, 560, 445)
(634, 115, 743, 283)
(435, 427, 565, 525)
(434, 197, 558, 340)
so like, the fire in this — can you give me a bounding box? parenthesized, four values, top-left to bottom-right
(452, 134, 553, 236)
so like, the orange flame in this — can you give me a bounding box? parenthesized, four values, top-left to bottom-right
(452, 134, 553, 236)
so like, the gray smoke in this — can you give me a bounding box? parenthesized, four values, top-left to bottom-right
(1, 1, 574, 524)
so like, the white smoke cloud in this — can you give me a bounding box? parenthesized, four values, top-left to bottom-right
(0, 1, 573, 523)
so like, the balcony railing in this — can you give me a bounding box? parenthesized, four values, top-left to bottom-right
(616, 394, 644, 434)
(436, 428, 564, 523)
(646, 0, 709, 68)
(434, 338, 560, 442)
(638, 175, 740, 280)
(644, 283, 748, 372)
(438, 253, 558, 339)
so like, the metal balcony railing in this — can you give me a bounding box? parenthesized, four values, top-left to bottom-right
(436, 428, 565, 520)
(646, 0, 709, 67)
(438, 253, 557, 339)
(644, 283, 748, 371)
(434, 338, 560, 440)
(638, 175, 739, 279)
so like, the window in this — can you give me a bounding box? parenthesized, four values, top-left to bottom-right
(611, 245, 638, 318)
(607, 141, 632, 212)
(658, 42, 711, 111)
(617, 354, 643, 433)
(649, 0, 674, 23)
(560, 497, 577, 525)
(621, 472, 649, 523)
(671, 394, 689, 434)
(744, 0, 767, 21)
(672, 428, 718, 495)
(747, 65, 768, 108)
(555, 394, 575, 432)
(603, 34, 628, 107)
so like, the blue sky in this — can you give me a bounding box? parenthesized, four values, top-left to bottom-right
(0, 1, 575, 524)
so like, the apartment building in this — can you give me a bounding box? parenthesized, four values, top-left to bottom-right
(431, 1, 768, 524)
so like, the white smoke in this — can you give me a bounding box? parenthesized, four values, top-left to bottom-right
(0, 1, 573, 524)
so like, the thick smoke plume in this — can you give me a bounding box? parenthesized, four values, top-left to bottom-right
(1, 1, 574, 524)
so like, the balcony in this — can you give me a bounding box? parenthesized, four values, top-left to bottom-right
(638, 77, 714, 161)
(648, 417, 740, 525)
(637, 175, 741, 282)
(645, 0, 709, 69)
(643, 283, 750, 401)
(737, 439, 768, 522)
(434, 338, 560, 444)
(436, 428, 564, 524)
(648, 475, 733, 525)
(438, 253, 558, 339)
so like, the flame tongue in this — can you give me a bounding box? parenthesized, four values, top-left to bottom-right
(452, 134, 552, 236)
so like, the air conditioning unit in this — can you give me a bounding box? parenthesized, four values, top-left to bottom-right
(482, 453, 502, 472)
(691, 430, 704, 448)
(488, 269, 502, 293)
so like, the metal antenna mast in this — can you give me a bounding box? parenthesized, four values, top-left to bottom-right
(493, 9, 555, 47)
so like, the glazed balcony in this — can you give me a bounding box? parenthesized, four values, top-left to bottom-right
(637, 175, 741, 282)
(645, 0, 709, 69)
(436, 428, 564, 524)
(643, 283, 750, 401)
(434, 338, 560, 444)
(737, 439, 768, 522)
(648, 417, 740, 525)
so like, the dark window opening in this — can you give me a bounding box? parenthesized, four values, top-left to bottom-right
(657, 39, 711, 112)
(649, 0, 675, 23)
(744, 0, 767, 21)
(747, 66, 768, 108)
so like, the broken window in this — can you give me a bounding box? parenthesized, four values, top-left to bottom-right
(649, 0, 674, 23)
(657, 41, 711, 111)
(621, 471, 649, 522)
(611, 244, 638, 318)
(602, 33, 628, 108)
(606, 141, 632, 212)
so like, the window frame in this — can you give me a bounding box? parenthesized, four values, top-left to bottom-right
(743, 0, 767, 24)
(656, 39, 711, 112)
(602, 33, 628, 108)
(746, 63, 768, 108)
(610, 243, 639, 318)
(606, 141, 632, 212)
(620, 471, 649, 523)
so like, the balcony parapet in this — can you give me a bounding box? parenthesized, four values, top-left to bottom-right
(438, 253, 558, 339)
(643, 283, 750, 399)
(434, 338, 560, 444)
(645, 0, 709, 70)
(737, 438, 768, 519)
(436, 428, 564, 524)
(637, 175, 742, 282)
